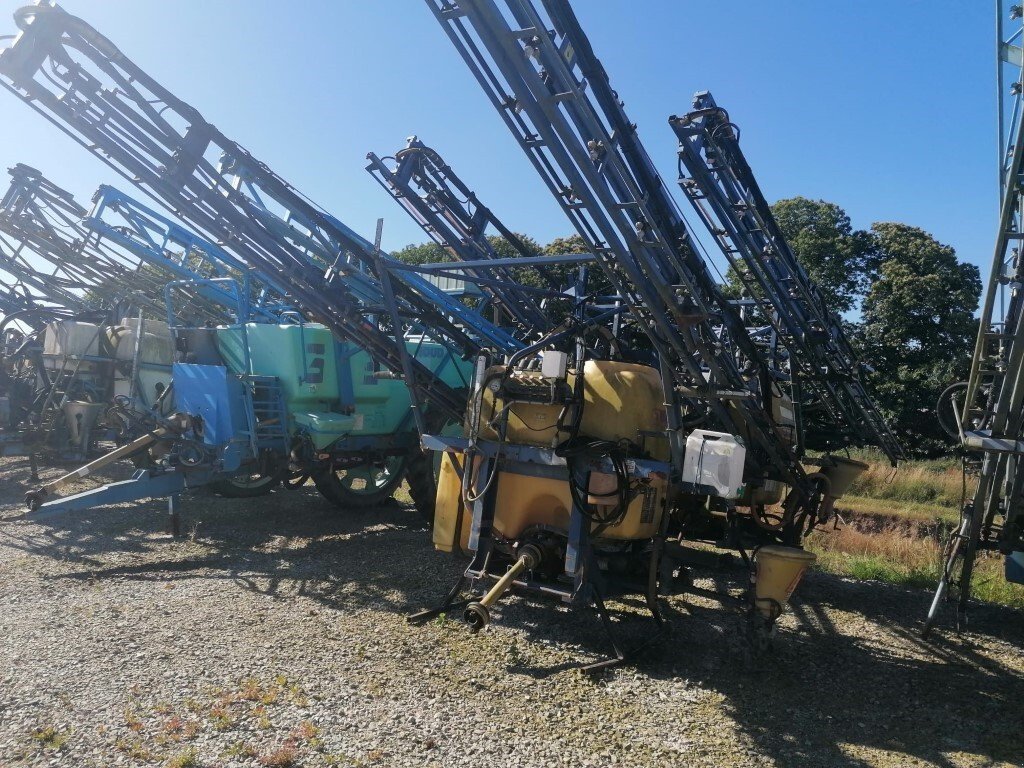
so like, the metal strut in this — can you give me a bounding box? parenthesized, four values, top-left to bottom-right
(366, 136, 561, 333)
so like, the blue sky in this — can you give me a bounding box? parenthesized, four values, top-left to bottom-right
(0, 1, 995, 284)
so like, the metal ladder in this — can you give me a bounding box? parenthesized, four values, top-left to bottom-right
(245, 375, 289, 454)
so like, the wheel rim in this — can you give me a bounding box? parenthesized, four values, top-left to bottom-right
(228, 471, 277, 489)
(333, 455, 406, 496)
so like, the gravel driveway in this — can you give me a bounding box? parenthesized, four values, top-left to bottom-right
(0, 455, 1021, 768)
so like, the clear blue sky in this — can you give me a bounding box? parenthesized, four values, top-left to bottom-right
(0, 1, 995, 284)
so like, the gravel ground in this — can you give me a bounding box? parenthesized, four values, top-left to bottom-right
(1, 455, 1022, 768)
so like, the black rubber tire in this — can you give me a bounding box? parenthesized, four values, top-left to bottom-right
(209, 471, 281, 498)
(312, 456, 407, 509)
(405, 448, 439, 527)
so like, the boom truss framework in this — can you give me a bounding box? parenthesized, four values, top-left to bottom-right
(925, 0, 1024, 633)
(0, 164, 224, 323)
(0, 1, 530, 422)
(425, 0, 901, 536)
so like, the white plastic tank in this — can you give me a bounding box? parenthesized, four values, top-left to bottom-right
(42, 321, 103, 357)
(108, 320, 175, 365)
(682, 429, 747, 499)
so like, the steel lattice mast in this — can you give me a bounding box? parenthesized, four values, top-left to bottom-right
(0, 165, 235, 324)
(924, 0, 1024, 634)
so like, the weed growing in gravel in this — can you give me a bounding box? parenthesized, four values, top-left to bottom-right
(293, 720, 320, 742)
(254, 704, 273, 730)
(166, 747, 201, 768)
(258, 744, 299, 767)
(240, 676, 279, 704)
(209, 703, 236, 731)
(184, 697, 204, 714)
(123, 707, 145, 733)
(114, 736, 156, 761)
(29, 725, 66, 750)
(157, 714, 200, 743)
(224, 740, 259, 759)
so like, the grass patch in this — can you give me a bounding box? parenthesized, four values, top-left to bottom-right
(835, 494, 958, 525)
(166, 748, 201, 768)
(30, 726, 67, 750)
(806, 448, 1024, 608)
(819, 447, 968, 510)
(807, 523, 1024, 609)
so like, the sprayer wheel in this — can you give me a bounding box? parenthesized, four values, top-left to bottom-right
(405, 449, 438, 527)
(312, 455, 407, 509)
(209, 470, 282, 498)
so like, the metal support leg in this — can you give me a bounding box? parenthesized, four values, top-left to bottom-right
(168, 493, 182, 537)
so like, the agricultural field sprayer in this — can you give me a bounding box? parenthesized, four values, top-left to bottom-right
(411, 0, 904, 667)
(925, 0, 1024, 635)
(0, 163, 251, 471)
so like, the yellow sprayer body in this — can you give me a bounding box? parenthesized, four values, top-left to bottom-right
(433, 360, 670, 553)
(478, 360, 669, 458)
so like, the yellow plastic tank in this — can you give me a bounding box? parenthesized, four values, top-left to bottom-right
(433, 451, 470, 553)
(433, 461, 668, 552)
(490, 469, 666, 541)
(434, 360, 671, 553)
(475, 360, 669, 459)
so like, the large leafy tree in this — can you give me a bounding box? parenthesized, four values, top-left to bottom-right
(721, 197, 875, 316)
(857, 223, 980, 456)
(769, 197, 878, 315)
(389, 241, 449, 266)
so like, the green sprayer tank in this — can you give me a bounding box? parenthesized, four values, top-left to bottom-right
(215, 323, 468, 449)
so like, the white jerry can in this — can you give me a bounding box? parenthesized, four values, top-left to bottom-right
(682, 429, 747, 499)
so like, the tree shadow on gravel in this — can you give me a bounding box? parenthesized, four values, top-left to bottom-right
(4, 467, 1023, 767)
(1, 480, 469, 616)
(632, 569, 1024, 768)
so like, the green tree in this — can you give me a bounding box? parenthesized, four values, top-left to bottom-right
(770, 197, 877, 314)
(390, 241, 449, 266)
(858, 223, 981, 456)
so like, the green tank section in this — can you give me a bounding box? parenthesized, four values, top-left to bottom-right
(215, 324, 469, 450)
